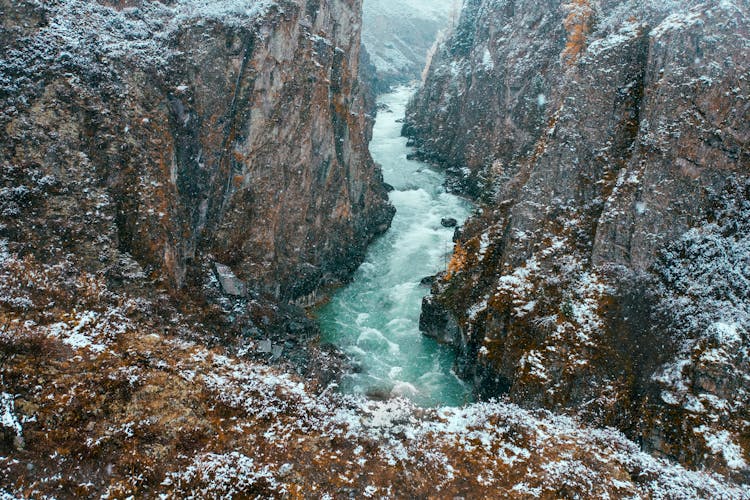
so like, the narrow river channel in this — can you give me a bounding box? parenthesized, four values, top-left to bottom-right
(318, 87, 473, 407)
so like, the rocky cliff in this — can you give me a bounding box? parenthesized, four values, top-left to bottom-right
(0, 0, 394, 444)
(362, 0, 459, 88)
(1, 0, 393, 306)
(0, 0, 395, 492)
(407, 0, 750, 478)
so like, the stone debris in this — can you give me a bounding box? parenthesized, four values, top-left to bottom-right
(214, 263, 246, 297)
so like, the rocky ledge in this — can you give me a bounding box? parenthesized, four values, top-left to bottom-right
(407, 0, 750, 480)
(2, 0, 395, 300)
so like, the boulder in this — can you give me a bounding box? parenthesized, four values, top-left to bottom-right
(419, 295, 460, 345)
(440, 217, 458, 228)
(419, 275, 435, 286)
(214, 263, 246, 297)
(258, 340, 273, 354)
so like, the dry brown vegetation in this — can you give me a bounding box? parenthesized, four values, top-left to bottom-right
(1, 254, 747, 498)
(445, 240, 471, 280)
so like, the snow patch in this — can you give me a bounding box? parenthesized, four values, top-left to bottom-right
(520, 350, 549, 381)
(587, 20, 642, 56)
(708, 322, 742, 347)
(46, 308, 130, 354)
(652, 9, 704, 39)
(694, 426, 748, 470)
(0, 240, 8, 265)
(167, 452, 280, 495)
(653, 359, 691, 396)
(480, 47, 494, 70)
(0, 393, 22, 438)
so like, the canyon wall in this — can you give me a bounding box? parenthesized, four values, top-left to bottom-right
(362, 0, 460, 88)
(0, 0, 393, 306)
(407, 0, 749, 478)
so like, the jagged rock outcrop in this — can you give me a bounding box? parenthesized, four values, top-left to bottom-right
(406, 0, 750, 478)
(0, 0, 393, 306)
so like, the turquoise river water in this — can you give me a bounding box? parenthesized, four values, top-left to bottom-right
(318, 87, 473, 407)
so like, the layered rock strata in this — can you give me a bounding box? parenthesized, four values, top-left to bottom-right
(406, 0, 750, 478)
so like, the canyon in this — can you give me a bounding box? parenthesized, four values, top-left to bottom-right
(361, 0, 460, 88)
(0, 0, 748, 497)
(1, 0, 394, 301)
(0, 0, 396, 381)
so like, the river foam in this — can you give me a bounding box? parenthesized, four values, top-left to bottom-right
(318, 87, 473, 407)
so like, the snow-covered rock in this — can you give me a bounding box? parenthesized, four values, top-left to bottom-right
(407, 0, 750, 477)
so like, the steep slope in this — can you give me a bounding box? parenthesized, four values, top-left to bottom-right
(362, 0, 460, 87)
(406, 0, 750, 478)
(0, 0, 394, 306)
(4, 315, 749, 497)
(0, 0, 394, 470)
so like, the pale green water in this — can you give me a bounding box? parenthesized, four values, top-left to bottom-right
(318, 87, 473, 407)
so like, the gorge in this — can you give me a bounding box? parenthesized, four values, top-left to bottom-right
(0, 0, 748, 497)
(405, 0, 750, 483)
(319, 86, 472, 408)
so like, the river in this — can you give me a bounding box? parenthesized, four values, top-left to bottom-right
(318, 87, 473, 407)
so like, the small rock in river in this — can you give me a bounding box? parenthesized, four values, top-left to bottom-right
(365, 387, 392, 401)
(441, 217, 458, 228)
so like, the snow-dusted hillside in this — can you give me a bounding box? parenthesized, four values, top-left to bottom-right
(1, 254, 747, 497)
(2, 0, 748, 495)
(362, 0, 460, 86)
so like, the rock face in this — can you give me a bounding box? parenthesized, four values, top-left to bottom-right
(406, 0, 750, 478)
(362, 0, 460, 88)
(0, 0, 394, 306)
